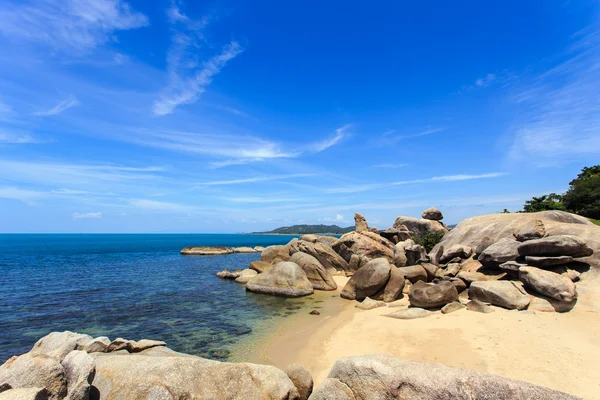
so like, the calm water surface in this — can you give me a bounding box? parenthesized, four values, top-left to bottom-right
(0, 234, 315, 362)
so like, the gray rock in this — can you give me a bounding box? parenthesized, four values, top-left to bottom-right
(525, 255, 574, 268)
(384, 308, 432, 319)
(528, 294, 577, 313)
(441, 301, 466, 314)
(246, 262, 314, 297)
(409, 281, 458, 309)
(308, 378, 355, 400)
(518, 235, 593, 258)
(396, 265, 427, 284)
(234, 269, 258, 284)
(477, 238, 521, 268)
(420, 262, 439, 281)
(0, 387, 51, 400)
(498, 261, 525, 273)
(513, 219, 547, 242)
(0, 353, 67, 399)
(62, 350, 95, 400)
(354, 213, 368, 233)
(440, 244, 473, 264)
(422, 207, 443, 221)
(299, 241, 350, 274)
(519, 266, 577, 302)
(382, 267, 405, 303)
(340, 258, 391, 301)
(324, 355, 580, 400)
(285, 363, 313, 400)
(290, 252, 337, 291)
(261, 245, 291, 264)
(469, 281, 530, 310)
(355, 297, 387, 310)
(466, 299, 494, 313)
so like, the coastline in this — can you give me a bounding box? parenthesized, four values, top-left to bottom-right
(243, 275, 600, 399)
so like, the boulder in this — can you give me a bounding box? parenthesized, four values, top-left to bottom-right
(308, 378, 355, 400)
(456, 271, 507, 286)
(340, 258, 391, 301)
(528, 294, 577, 313)
(254, 246, 266, 252)
(442, 263, 461, 277)
(323, 355, 580, 400)
(289, 252, 337, 291)
(519, 267, 577, 302)
(513, 219, 546, 241)
(404, 242, 427, 266)
(469, 281, 531, 310)
(216, 270, 242, 279)
(249, 261, 273, 273)
(300, 235, 338, 247)
(448, 277, 467, 293)
(392, 242, 408, 267)
(525, 256, 573, 268)
(180, 246, 233, 255)
(420, 263, 439, 281)
(106, 338, 129, 352)
(396, 265, 427, 284)
(234, 269, 258, 284)
(354, 213, 368, 233)
(128, 340, 166, 353)
(393, 216, 448, 238)
(466, 299, 494, 313)
(0, 353, 67, 399)
(82, 337, 110, 354)
(422, 207, 443, 221)
(232, 246, 258, 253)
(334, 232, 394, 265)
(477, 238, 520, 268)
(62, 350, 96, 400)
(285, 363, 313, 400)
(440, 244, 473, 264)
(498, 261, 525, 273)
(90, 352, 300, 399)
(0, 388, 50, 400)
(382, 267, 405, 303)
(355, 298, 386, 310)
(441, 301, 466, 314)
(429, 210, 599, 273)
(246, 262, 314, 297)
(261, 245, 291, 264)
(29, 332, 92, 362)
(298, 241, 350, 274)
(409, 281, 458, 309)
(384, 308, 432, 319)
(518, 235, 593, 258)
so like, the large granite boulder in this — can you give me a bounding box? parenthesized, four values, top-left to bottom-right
(518, 235, 593, 258)
(396, 265, 427, 284)
(519, 267, 577, 302)
(61, 350, 96, 400)
(477, 238, 520, 268)
(0, 353, 67, 399)
(300, 235, 338, 247)
(468, 281, 530, 310)
(334, 232, 394, 264)
(261, 245, 291, 264)
(249, 261, 273, 273)
(422, 207, 443, 221)
(429, 211, 600, 274)
(513, 219, 546, 242)
(297, 241, 349, 274)
(340, 258, 391, 301)
(246, 262, 314, 297)
(408, 281, 458, 309)
(308, 378, 355, 400)
(234, 269, 258, 284)
(382, 267, 405, 303)
(440, 244, 473, 264)
(285, 363, 313, 400)
(289, 252, 337, 291)
(393, 216, 448, 238)
(354, 213, 368, 233)
(320, 355, 580, 400)
(528, 294, 577, 313)
(30, 332, 92, 362)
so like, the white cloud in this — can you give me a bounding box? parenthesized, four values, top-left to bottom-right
(326, 172, 507, 193)
(0, 0, 148, 52)
(475, 73, 496, 87)
(33, 95, 80, 116)
(508, 28, 600, 165)
(73, 212, 102, 219)
(0, 130, 45, 144)
(0, 187, 48, 205)
(372, 163, 409, 168)
(195, 173, 316, 186)
(311, 124, 351, 152)
(129, 199, 195, 211)
(336, 214, 344, 221)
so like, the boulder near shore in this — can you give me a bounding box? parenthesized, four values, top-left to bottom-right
(0, 332, 582, 399)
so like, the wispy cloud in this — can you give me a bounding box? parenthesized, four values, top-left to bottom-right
(372, 163, 409, 168)
(373, 127, 445, 146)
(73, 212, 102, 219)
(33, 95, 79, 116)
(0, 187, 49, 205)
(326, 172, 507, 193)
(0, 0, 148, 52)
(195, 173, 316, 186)
(508, 27, 600, 165)
(0, 101, 13, 120)
(0, 130, 45, 144)
(129, 199, 196, 212)
(220, 196, 309, 203)
(311, 124, 351, 152)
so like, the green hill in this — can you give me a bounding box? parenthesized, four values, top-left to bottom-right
(254, 224, 354, 235)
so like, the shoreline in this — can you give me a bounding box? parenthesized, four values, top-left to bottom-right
(242, 275, 600, 399)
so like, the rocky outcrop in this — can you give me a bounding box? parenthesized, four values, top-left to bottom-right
(408, 281, 458, 309)
(518, 235, 594, 258)
(422, 207, 443, 221)
(393, 216, 448, 238)
(477, 238, 520, 268)
(334, 232, 394, 265)
(261, 245, 292, 264)
(354, 213, 368, 233)
(285, 363, 313, 400)
(300, 235, 338, 247)
(382, 267, 405, 303)
(232, 246, 259, 253)
(468, 281, 530, 310)
(297, 240, 350, 275)
(180, 246, 234, 255)
(519, 267, 577, 302)
(234, 269, 258, 284)
(340, 258, 391, 301)
(216, 269, 242, 279)
(246, 261, 314, 297)
(513, 219, 546, 242)
(249, 261, 273, 273)
(321, 355, 580, 400)
(289, 252, 337, 291)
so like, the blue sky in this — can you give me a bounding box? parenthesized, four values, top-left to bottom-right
(0, 0, 599, 233)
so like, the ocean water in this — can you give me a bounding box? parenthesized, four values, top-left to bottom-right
(0, 234, 316, 363)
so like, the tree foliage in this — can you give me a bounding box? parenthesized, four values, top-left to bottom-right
(562, 165, 600, 220)
(415, 230, 446, 252)
(523, 193, 566, 213)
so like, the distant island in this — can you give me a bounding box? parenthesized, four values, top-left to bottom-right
(253, 224, 354, 235)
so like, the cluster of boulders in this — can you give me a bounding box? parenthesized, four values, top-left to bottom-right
(0, 331, 581, 399)
(181, 245, 265, 255)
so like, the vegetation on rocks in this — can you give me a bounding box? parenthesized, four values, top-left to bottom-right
(414, 230, 446, 252)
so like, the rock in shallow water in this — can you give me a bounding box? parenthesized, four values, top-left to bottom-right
(246, 261, 314, 297)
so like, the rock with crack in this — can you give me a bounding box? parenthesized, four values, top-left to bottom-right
(289, 252, 337, 291)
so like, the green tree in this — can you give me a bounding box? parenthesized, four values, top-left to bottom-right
(562, 165, 600, 220)
(523, 193, 566, 213)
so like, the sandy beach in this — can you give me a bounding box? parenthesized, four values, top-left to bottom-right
(247, 275, 600, 399)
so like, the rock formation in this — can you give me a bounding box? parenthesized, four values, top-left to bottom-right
(246, 261, 314, 297)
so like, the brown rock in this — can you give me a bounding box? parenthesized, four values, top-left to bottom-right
(396, 265, 427, 283)
(340, 258, 391, 301)
(513, 219, 546, 242)
(354, 213, 368, 233)
(382, 267, 405, 303)
(246, 262, 314, 297)
(422, 207, 443, 221)
(409, 281, 458, 309)
(519, 266, 577, 302)
(261, 245, 291, 264)
(518, 235, 593, 258)
(477, 238, 520, 268)
(289, 252, 337, 291)
(525, 255, 574, 268)
(469, 281, 530, 310)
(466, 299, 493, 313)
(441, 301, 466, 314)
(249, 261, 273, 273)
(285, 363, 313, 400)
(298, 241, 349, 274)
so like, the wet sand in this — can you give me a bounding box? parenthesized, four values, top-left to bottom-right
(244, 275, 600, 399)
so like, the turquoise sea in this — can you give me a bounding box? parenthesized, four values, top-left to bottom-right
(0, 234, 310, 362)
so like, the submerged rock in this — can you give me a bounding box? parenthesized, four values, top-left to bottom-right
(180, 246, 233, 255)
(246, 261, 314, 297)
